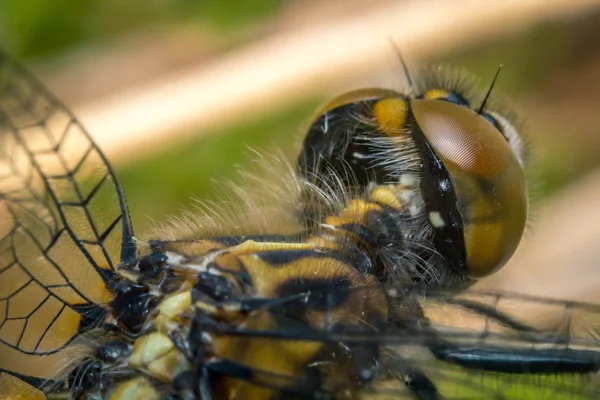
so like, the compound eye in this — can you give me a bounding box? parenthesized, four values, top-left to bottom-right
(411, 99, 528, 278)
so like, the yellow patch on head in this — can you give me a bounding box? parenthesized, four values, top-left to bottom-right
(374, 98, 408, 136)
(422, 89, 449, 100)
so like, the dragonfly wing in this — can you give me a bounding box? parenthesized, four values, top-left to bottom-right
(0, 373, 45, 400)
(218, 285, 600, 399)
(0, 49, 135, 385)
(389, 288, 600, 399)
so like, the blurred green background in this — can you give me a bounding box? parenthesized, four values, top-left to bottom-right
(0, 0, 281, 57)
(1, 0, 600, 233)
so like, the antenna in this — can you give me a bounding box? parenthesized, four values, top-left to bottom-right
(389, 38, 413, 89)
(478, 65, 503, 114)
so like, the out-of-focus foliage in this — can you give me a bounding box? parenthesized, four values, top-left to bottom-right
(0, 0, 281, 57)
(192, 0, 283, 31)
(443, 24, 566, 95)
(118, 100, 319, 231)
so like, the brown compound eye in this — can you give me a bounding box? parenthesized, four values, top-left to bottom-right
(411, 99, 528, 278)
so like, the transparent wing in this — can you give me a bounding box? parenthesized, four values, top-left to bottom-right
(388, 288, 600, 399)
(212, 285, 600, 399)
(0, 49, 135, 384)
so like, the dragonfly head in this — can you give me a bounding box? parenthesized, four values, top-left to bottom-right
(297, 70, 528, 283)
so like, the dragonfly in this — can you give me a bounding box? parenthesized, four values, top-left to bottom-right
(0, 46, 599, 400)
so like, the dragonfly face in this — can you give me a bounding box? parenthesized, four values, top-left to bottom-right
(0, 50, 598, 400)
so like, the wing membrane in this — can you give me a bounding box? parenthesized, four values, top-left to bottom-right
(0, 373, 46, 400)
(217, 285, 600, 398)
(0, 49, 135, 382)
